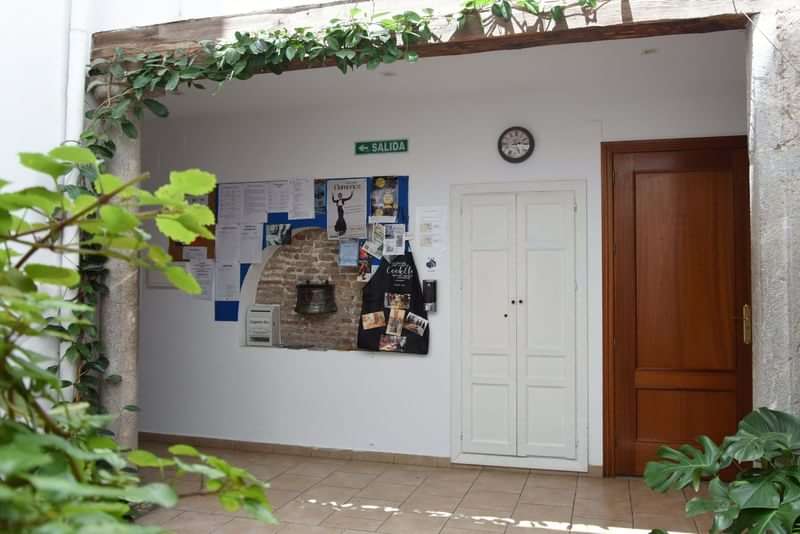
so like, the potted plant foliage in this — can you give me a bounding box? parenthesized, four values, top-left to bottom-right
(645, 408, 800, 533)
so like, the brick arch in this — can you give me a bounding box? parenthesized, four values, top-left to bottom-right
(255, 227, 361, 351)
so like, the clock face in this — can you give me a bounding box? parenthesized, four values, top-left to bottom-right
(498, 126, 534, 163)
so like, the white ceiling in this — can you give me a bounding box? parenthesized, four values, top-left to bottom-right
(151, 30, 747, 120)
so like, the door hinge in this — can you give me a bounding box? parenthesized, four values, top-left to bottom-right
(743, 304, 752, 345)
(460, 432, 463, 442)
(573, 202, 578, 213)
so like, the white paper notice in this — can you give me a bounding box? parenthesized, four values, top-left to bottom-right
(416, 206, 447, 251)
(289, 178, 315, 220)
(242, 182, 268, 223)
(239, 224, 263, 264)
(182, 246, 207, 262)
(267, 180, 290, 214)
(217, 184, 244, 224)
(214, 262, 240, 301)
(383, 223, 406, 256)
(189, 259, 214, 301)
(215, 224, 241, 262)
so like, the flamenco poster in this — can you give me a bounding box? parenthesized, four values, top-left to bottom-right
(327, 178, 367, 240)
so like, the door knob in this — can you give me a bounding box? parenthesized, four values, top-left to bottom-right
(503, 313, 508, 318)
(511, 300, 516, 304)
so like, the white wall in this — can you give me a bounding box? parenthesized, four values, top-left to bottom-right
(0, 2, 70, 184)
(139, 30, 747, 466)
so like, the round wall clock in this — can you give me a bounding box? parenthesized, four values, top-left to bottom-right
(498, 126, 535, 163)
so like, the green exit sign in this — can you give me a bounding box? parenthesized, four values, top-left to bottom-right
(355, 139, 408, 155)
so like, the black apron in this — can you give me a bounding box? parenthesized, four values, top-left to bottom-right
(357, 252, 429, 355)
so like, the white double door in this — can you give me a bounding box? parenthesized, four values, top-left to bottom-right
(461, 190, 578, 460)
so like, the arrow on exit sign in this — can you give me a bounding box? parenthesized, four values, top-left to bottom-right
(355, 139, 408, 155)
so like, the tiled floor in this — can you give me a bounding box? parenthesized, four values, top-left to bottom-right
(137, 441, 706, 534)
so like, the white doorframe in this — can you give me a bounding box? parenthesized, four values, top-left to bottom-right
(450, 180, 588, 472)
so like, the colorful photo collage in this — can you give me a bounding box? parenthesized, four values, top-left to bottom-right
(360, 291, 429, 353)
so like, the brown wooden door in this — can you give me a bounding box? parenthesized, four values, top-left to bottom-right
(603, 137, 751, 476)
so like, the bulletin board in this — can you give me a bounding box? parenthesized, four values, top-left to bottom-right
(199, 176, 410, 322)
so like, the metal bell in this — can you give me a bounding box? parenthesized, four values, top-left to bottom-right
(295, 280, 337, 315)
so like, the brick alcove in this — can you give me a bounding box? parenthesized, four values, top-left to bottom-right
(255, 228, 361, 350)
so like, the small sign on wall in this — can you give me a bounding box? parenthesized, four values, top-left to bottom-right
(355, 139, 408, 155)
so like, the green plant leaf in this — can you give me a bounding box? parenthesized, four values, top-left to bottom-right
(19, 153, 71, 178)
(168, 444, 200, 457)
(142, 98, 170, 118)
(164, 265, 201, 294)
(644, 435, 725, 493)
(128, 449, 175, 468)
(169, 169, 216, 196)
(125, 483, 178, 507)
(120, 120, 138, 139)
(0, 441, 53, 476)
(155, 216, 198, 244)
(94, 174, 126, 196)
(99, 205, 139, 233)
(24, 264, 80, 288)
(49, 146, 97, 165)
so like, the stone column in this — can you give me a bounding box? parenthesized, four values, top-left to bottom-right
(748, 2, 800, 413)
(94, 87, 141, 448)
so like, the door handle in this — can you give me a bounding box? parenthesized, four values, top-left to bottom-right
(742, 304, 752, 345)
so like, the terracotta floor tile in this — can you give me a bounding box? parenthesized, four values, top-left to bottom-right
(321, 498, 395, 531)
(160, 510, 232, 533)
(248, 454, 304, 468)
(374, 468, 429, 486)
(339, 461, 392, 475)
(246, 463, 293, 481)
(441, 528, 506, 534)
(460, 489, 521, 514)
(634, 513, 697, 534)
(267, 489, 304, 509)
(570, 516, 634, 532)
(300, 484, 360, 505)
(446, 507, 513, 532)
(135, 507, 184, 526)
(322, 471, 379, 489)
(278, 525, 347, 534)
(573, 498, 632, 522)
(287, 461, 345, 479)
(519, 486, 575, 507)
(427, 468, 481, 484)
(357, 482, 417, 503)
(525, 474, 578, 491)
(176, 493, 245, 516)
(631, 494, 688, 516)
(402, 492, 463, 514)
(415, 479, 472, 498)
(575, 479, 630, 503)
(378, 510, 450, 533)
(213, 517, 281, 533)
(271, 474, 325, 492)
(511, 503, 573, 527)
(276, 499, 335, 526)
(472, 471, 528, 494)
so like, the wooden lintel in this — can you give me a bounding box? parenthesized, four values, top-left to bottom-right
(412, 14, 750, 60)
(92, 12, 749, 74)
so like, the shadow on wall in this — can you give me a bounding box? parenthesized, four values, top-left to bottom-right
(255, 228, 361, 351)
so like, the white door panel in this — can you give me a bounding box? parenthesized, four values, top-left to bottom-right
(516, 192, 577, 459)
(461, 194, 516, 455)
(459, 189, 579, 462)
